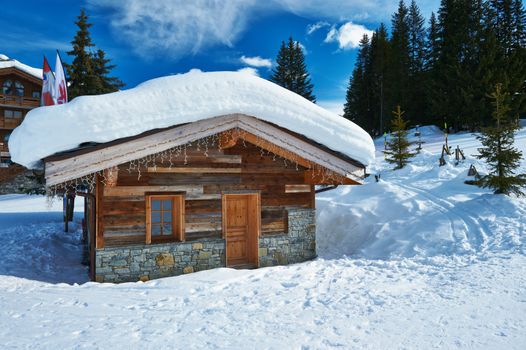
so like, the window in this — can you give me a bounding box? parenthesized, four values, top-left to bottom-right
(14, 81, 24, 96)
(146, 193, 185, 243)
(32, 91, 40, 99)
(1, 80, 23, 96)
(2, 80, 13, 94)
(4, 110, 22, 118)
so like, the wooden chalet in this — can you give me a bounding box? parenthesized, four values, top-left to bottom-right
(0, 55, 41, 170)
(43, 113, 367, 283)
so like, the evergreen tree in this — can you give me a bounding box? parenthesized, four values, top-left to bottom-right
(367, 24, 391, 135)
(476, 84, 526, 195)
(66, 9, 124, 99)
(66, 9, 100, 99)
(512, 0, 526, 47)
(271, 37, 316, 102)
(408, 0, 426, 75)
(425, 12, 440, 71)
(344, 35, 371, 132)
(388, 1, 411, 118)
(384, 105, 416, 169)
(487, 0, 526, 121)
(93, 49, 124, 93)
(407, 0, 427, 126)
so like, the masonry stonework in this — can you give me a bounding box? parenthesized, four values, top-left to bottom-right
(95, 208, 316, 283)
(259, 208, 316, 267)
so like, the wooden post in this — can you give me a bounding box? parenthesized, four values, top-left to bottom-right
(95, 174, 104, 249)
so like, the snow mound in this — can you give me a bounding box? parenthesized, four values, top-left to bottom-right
(317, 128, 526, 259)
(9, 70, 375, 169)
(0, 54, 42, 80)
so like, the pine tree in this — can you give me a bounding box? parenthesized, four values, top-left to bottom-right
(425, 12, 440, 71)
(344, 35, 371, 132)
(512, 0, 526, 47)
(408, 0, 426, 75)
(384, 105, 416, 169)
(367, 24, 391, 135)
(93, 49, 124, 93)
(388, 1, 411, 118)
(476, 84, 526, 195)
(66, 9, 124, 99)
(270, 37, 316, 102)
(407, 0, 427, 126)
(66, 9, 100, 99)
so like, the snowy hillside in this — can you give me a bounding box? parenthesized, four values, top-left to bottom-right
(1, 128, 525, 349)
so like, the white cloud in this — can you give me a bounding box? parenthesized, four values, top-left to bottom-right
(307, 21, 330, 35)
(324, 22, 374, 50)
(89, 0, 438, 59)
(240, 55, 272, 68)
(89, 0, 260, 59)
(237, 67, 260, 76)
(278, 1, 439, 22)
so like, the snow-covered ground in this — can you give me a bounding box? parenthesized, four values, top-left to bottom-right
(1, 128, 525, 349)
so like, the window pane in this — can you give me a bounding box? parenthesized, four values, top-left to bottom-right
(4, 110, 13, 118)
(13, 111, 22, 118)
(152, 199, 161, 210)
(162, 199, 172, 210)
(162, 224, 172, 235)
(164, 211, 172, 222)
(32, 91, 40, 98)
(2, 80, 13, 94)
(151, 211, 161, 223)
(152, 224, 161, 236)
(14, 81, 24, 96)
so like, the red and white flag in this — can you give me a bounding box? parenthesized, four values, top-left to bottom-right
(54, 52, 68, 104)
(41, 56, 55, 106)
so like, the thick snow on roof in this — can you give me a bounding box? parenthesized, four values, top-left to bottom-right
(0, 54, 42, 80)
(9, 70, 375, 169)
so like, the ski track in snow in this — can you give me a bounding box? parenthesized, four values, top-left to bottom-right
(0, 127, 525, 348)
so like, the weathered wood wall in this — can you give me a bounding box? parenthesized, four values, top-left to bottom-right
(99, 141, 314, 247)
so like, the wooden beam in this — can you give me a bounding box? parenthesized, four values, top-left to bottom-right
(285, 184, 312, 193)
(95, 174, 104, 249)
(240, 132, 313, 169)
(147, 167, 242, 174)
(104, 185, 203, 197)
(218, 131, 238, 149)
(103, 166, 119, 187)
(145, 196, 151, 245)
(304, 170, 360, 185)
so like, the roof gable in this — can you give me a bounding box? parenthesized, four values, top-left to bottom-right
(44, 114, 365, 186)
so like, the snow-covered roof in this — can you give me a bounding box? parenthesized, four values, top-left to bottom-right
(0, 54, 42, 80)
(9, 70, 375, 169)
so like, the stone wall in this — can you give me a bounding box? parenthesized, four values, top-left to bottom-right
(95, 239, 225, 282)
(259, 208, 316, 267)
(95, 208, 316, 283)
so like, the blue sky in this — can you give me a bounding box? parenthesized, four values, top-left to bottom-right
(1, 0, 440, 114)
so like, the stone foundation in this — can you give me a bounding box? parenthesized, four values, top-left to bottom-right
(95, 208, 316, 283)
(259, 208, 316, 267)
(95, 239, 225, 282)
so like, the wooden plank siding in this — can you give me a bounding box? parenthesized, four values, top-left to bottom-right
(100, 141, 311, 248)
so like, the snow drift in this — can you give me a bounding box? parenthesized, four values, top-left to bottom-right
(317, 128, 526, 259)
(9, 70, 375, 169)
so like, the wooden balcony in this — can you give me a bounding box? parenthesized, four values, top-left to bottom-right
(0, 93, 39, 109)
(0, 117, 22, 129)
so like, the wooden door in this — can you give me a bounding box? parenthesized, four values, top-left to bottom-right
(223, 193, 260, 268)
